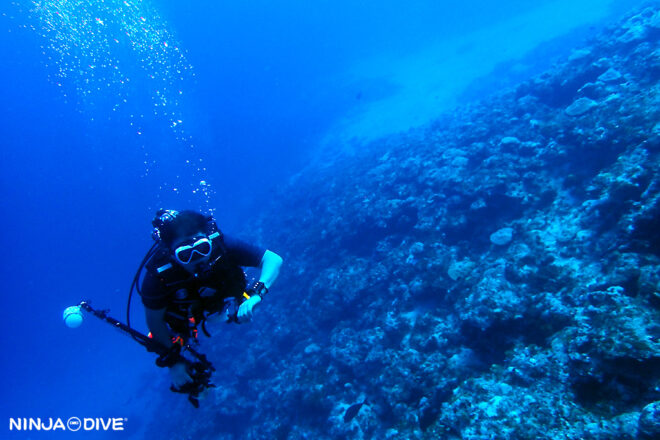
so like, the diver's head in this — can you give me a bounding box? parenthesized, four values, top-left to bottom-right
(152, 209, 215, 272)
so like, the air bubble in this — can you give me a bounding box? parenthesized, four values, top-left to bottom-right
(23, 0, 215, 207)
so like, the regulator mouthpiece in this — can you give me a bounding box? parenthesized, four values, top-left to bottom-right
(63, 305, 84, 328)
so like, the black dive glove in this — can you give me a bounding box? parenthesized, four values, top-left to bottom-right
(156, 344, 182, 368)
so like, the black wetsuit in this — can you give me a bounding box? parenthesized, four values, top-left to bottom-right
(139, 235, 264, 335)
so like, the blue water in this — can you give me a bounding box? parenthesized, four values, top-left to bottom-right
(0, 0, 651, 437)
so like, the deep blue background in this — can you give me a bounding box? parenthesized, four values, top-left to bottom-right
(0, 0, 649, 437)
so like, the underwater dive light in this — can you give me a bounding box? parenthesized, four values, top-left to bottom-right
(63, 305, 84, 328)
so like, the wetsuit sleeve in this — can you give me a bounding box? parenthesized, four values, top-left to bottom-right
(223, 235, 266, 267)
(139, 270, 170, 310)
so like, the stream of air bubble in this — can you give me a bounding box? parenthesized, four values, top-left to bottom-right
(13, 0, 214, 213)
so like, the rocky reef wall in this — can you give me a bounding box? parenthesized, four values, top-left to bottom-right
(151, 5, 660, 440)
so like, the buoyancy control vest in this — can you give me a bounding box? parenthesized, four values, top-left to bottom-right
(145, 231, 247, 339)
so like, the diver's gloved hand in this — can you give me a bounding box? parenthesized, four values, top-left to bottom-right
(237, 294, 262, 323)
(169, 362, 192, 389)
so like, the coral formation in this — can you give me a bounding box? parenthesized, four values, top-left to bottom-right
(147, 5, 660, 439)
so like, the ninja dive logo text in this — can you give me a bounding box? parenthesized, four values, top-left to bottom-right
(9, 417, 126, 432)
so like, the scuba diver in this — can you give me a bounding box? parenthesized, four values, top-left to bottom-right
(139, 209, 283, 394)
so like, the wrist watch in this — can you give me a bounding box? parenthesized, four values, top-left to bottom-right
(251, 281, 269, 299)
